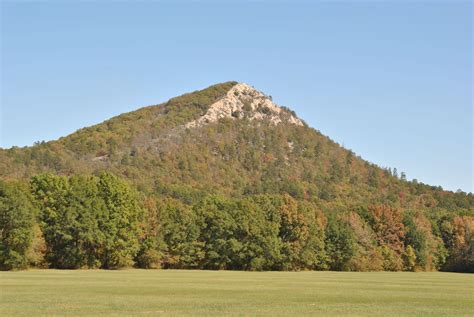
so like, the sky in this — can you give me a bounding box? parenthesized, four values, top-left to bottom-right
(1, 1, 472, 192)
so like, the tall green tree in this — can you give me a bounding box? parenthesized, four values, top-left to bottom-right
(135, 197, 164, 269)
(31, 174, 84, 268)
(31, 172, 144, 269)
(157, 198, 203, 268)
(194, 195, 239, 270)
(97, 172, 144, 269)
(0, 180, 37, 270)
(325, 215, 357, 271)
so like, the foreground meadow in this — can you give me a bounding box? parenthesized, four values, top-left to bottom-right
(1, 270, 472, 316)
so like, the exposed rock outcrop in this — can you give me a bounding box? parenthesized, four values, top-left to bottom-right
(185, 83, 303, 129)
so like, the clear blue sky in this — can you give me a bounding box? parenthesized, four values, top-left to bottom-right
(1, 1, 472, 192)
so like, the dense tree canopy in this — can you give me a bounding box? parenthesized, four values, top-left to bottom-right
(1, 173, 472, 272)
(29, 173, 143, 269)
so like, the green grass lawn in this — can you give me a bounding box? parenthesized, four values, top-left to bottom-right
(1, 270, 472, 316)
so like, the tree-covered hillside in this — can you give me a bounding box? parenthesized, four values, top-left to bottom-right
(1, 82, 473, 272)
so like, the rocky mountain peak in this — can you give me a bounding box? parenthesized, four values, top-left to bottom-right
(185, 83, 304, 129)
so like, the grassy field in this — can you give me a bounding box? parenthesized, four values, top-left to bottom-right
(0, 270, 473, 316)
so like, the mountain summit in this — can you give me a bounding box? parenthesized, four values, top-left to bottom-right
(185, 83, 303, 129)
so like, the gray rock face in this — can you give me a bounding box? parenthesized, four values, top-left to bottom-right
(185, 83, 303, 129)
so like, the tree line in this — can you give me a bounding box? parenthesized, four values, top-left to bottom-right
(1, 173, 473, 272)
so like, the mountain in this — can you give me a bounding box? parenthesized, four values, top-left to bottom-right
(1, 82, 473, 272)
(1, 81, 471, 209)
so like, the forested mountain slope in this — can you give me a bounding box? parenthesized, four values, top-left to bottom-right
(1, 82, 473, 272)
